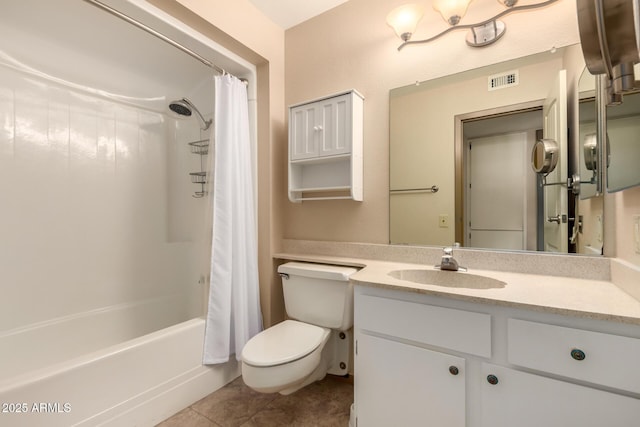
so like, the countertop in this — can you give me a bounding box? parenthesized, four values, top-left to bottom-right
(275, 252, 640, 325)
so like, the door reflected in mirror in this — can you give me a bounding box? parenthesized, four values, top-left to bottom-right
(460, 107, 542, 252)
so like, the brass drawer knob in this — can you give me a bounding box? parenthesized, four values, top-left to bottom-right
(571, 348, 586, 361)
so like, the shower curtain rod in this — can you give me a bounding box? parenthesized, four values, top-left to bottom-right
(83, 0, 246, 83)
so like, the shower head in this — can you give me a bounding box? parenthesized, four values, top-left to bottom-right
(169, 98, 212, 131)
(169, 100, 192, 116)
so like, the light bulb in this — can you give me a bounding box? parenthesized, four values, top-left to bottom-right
(433, 0, 473, 26)
(386, 4, 424, 42)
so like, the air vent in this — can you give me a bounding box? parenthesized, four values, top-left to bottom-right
(488, 70, 519, 91)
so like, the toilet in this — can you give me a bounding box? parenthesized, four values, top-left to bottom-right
(241, 261, 358, 395)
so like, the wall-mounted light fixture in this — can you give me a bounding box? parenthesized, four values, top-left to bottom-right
(387, 0, 559, 50)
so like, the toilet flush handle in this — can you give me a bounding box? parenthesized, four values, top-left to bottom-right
(278, 272, 290, 280)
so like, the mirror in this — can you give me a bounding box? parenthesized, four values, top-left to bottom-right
(389, 46, 603, 254)
(576, 0, 640, 193)
(607, 64, 640, 192)
(576, 68, 604, 255)
(531, 139, 559, 175)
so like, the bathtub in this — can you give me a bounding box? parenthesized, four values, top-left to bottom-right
(0, 303, 240, 427)
(0, 0, 252, 424)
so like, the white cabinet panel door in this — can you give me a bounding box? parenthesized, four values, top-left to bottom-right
(355, 333, 465, 427)
(290, 104, 318, 160)
(480, 364, 640, 427)
(318, 95, 352, 157)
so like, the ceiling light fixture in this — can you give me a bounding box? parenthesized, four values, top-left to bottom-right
(387, 0, 559, 50)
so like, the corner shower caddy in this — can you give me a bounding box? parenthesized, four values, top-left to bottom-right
(188, 138, 209, 198)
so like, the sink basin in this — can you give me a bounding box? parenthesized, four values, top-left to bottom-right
(388, 269, 506, 289)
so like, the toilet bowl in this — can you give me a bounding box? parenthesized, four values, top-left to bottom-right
(241, 320, 331, 394)
(241, 262, 358, 395)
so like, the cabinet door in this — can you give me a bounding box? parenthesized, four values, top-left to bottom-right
(355, 333, 465, 427)
(290, 103, 319, 160)
(317, 94, 352, 157)
(480, 364, 640, 427)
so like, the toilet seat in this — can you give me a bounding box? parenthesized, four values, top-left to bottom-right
(242, 320, 329, 367)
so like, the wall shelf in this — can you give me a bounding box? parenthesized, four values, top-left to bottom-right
(290, 186, 352, 192)
(292, 195, 356, 202)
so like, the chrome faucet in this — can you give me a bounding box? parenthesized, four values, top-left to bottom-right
(435, 246, 467, 272)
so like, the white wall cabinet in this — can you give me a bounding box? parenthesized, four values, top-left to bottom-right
(288, 90, 363, 202)
(354, 286, 640, 427)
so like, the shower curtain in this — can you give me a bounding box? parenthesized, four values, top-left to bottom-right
(203, 74, 263, 364)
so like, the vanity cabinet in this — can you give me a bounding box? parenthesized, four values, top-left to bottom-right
(288, 90, 363, 202)
(354, 286, 640, 427)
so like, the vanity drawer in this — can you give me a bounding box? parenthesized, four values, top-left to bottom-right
(356, 294, 491, 357)
(508, 318, 640, 394)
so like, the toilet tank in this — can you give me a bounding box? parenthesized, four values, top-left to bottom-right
(278, 262, 359, 331)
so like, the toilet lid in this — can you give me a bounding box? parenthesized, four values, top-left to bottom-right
(242, 320, 328, 367)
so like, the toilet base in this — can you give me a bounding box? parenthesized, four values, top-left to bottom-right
(278, 363, 328, 395)
(242, 329, 351, 395)
(327, 329, 350, 377)
(269, 329, 352, 395)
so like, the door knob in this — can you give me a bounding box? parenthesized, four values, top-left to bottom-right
(547, 215, 561, 224)
(547, 214, 567, 224)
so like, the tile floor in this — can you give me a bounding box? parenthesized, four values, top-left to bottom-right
(156, 375, 354, 427)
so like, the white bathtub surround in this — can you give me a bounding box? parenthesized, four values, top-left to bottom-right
(0, 64, 204, 332)
(204, 75, 262, 364)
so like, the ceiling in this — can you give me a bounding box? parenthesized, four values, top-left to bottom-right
(248, 0, 349, 29)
